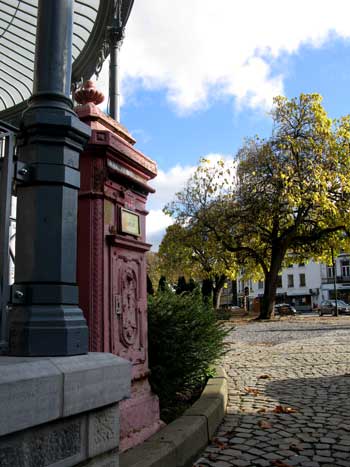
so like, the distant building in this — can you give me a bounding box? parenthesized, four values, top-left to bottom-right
(220, 254, 350, 311)
(320, 253, 350, 303)
(250, 261, 321, 311)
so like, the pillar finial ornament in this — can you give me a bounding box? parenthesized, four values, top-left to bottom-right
(74, 80, 105, 105)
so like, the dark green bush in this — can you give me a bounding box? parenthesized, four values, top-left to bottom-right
(148, 289, 229, 413)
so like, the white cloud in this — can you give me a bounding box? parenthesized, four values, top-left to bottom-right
(146, 210, 173, 251)
(96, 0, 350, 114)
(146, 154, 233, 249)
(145, 163, 196, 250)
(147, 163, 196, 212)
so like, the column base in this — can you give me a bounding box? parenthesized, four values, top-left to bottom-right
(120, 379, 164, 452)
(8, 305, 88, 356)
(0, 353, 131, 466)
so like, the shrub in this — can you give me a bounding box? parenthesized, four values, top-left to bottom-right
(148, 289, 229, 413)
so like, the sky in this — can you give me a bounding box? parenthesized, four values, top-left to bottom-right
(95, 0, 350, 250)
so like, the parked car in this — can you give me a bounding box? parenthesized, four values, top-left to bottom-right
(319, 300, 350, 316)
(274, 303, 297, 316)
(220, 305, 243, 311)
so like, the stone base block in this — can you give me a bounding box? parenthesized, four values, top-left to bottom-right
(120, 379, 163, 451)
(79, 449, 119, 467)
(0, 404, 119, 467)
(0, 353, 131, 466)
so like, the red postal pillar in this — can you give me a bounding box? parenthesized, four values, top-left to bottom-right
(75, 82, 162, 450)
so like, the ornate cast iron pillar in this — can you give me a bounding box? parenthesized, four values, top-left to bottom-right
(8, 0, 91, 356)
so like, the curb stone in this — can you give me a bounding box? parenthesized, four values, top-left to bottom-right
(120, 366, 228, 467)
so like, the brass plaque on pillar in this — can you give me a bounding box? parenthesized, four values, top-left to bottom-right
(120, 208, 140, 236)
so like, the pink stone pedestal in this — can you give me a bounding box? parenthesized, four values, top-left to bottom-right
(120, 379, 163, 451)
(75, 82, 162, 451)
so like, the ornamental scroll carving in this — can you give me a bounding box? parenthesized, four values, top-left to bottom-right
(120, 267, 138, 347)
(111, 253, 146, 368)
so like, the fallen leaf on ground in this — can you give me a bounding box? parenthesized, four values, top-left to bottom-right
(257, 408, 266, 413)
(271, 461, 293, 467)
(289, 444, 304, 453)
(244, 386, 261, 396)
(258, 420, 272, 429)
(258, 374, 271, 379)
(211, 438, 227, 450)
(222, 430, 235, 437)
(273, 405, 297, 414)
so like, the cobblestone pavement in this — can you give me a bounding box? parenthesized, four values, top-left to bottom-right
(194, 317, 350, 467)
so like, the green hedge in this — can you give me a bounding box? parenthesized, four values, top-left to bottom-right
(148, 289, 229, 414)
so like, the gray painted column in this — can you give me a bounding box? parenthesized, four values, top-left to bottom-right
(109, 33, 122, 122)
(8, 0, 91, 356)
(108, 21, 124, 122)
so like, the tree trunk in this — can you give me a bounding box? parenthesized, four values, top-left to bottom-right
(259, 273, 278, 319)
(258, 247, 285, 320)
(202, 278, 213, 303)
(213, 274, 227, 309)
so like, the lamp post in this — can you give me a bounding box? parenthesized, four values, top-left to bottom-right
(331, 247, 338, 317)
(8, 0, 91, 356)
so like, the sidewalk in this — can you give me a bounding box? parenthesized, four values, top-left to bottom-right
(194, 317, 350, 467)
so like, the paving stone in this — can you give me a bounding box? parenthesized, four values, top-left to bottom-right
(316, 449, 332, 457)
(302, 449, 315, 456)
(288, 455, 311, 465)
(217, 455, 233, 461)
(193, 319, 350, 467)
(253, 461, 270, 467)
(262, 452, 282, 460)
(315, 443, 330, 449)
(208, 462, 231, 467)
(244, 439, 258, 446)
(339, 438, 350, 446)
(276, 449, 295, 456)
(313, 455, 335, 462)
(247, 447, 265, 456)
(335, 461, 350, 467)
(221, 449, 242, 456)
(333, 451, 349, 459)
(229, 460, 250, 467)
(229, 437, 247, 444)
(334, 445, 350, 452)
(320, 437, 336, 443)
(193, 458, 214, 466)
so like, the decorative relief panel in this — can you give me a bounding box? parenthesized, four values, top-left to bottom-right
(111, 251, 146, 371)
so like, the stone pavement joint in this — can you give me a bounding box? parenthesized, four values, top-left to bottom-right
(193, 317, 350, 467)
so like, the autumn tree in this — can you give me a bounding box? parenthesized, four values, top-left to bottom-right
(158, 222, 237, 308)
(146, 251, 161, 294)
(166, 94, 350, 319)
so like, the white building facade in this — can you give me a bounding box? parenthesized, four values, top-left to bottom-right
(249, 261, 321, 311)
(319, 253, 350, 304)
(225, 254, 350, 311)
